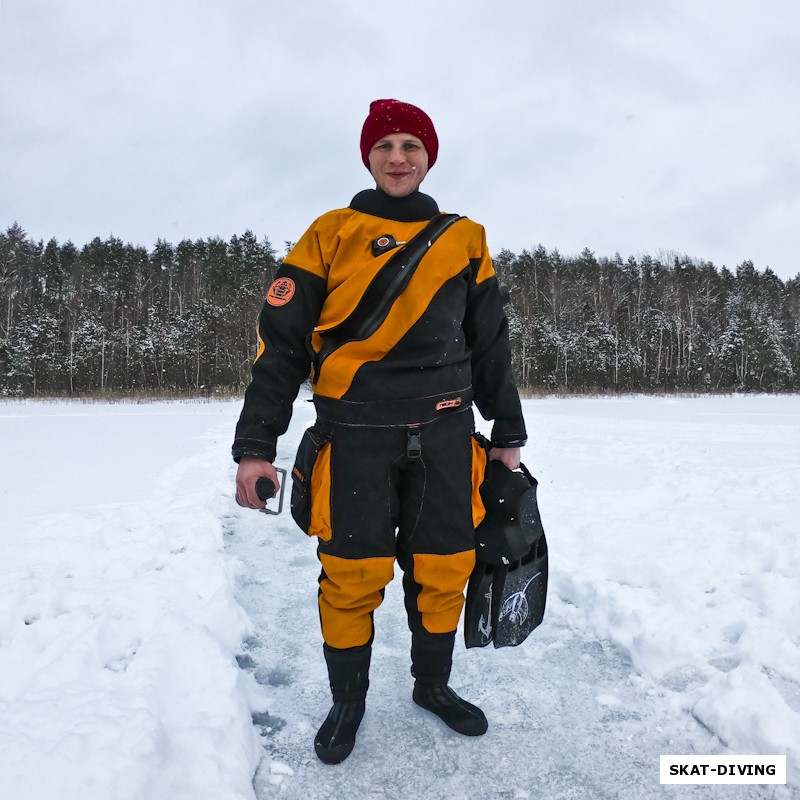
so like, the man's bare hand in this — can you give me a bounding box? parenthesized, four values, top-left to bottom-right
(236, 456, 280, 509)
(488, 446, 521, 470)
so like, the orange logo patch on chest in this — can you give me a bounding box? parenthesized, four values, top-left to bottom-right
(266, 277, 296, 306)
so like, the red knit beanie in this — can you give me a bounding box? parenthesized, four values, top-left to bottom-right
(360, 99, 439, 169)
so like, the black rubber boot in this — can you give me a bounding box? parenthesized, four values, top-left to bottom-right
(314, 643, 371, 764)
(410, 630, 488, 736)
(412, 681, 488, 736)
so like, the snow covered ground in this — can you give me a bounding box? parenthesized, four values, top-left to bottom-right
(1, 394, 798, 800)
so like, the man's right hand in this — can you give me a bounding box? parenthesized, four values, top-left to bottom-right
(235, 456, 281, 509)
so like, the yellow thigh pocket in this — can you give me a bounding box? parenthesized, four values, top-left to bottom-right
(290, 426, 333, 541)
(470, 435, 488, 528)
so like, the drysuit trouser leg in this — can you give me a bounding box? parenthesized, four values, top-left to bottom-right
(314, 411, 483, 649)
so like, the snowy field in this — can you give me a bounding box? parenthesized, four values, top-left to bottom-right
(1, 394, 799, 800)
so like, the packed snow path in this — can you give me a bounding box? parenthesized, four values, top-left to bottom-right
(1, 395, 798, 799)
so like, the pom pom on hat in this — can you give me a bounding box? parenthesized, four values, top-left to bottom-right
(360, 99, 439, 169)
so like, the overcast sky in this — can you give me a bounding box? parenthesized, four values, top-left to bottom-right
(2, 0, 799, 279)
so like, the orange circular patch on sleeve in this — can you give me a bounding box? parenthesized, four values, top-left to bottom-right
(266, 277, 296, 306)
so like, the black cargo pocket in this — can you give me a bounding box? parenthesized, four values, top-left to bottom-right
(290, 425, 333, 536)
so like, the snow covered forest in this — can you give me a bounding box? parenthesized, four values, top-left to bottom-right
(1, 222, 798, 397)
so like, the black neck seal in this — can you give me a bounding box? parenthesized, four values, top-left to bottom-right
(349, 188, 439, 222)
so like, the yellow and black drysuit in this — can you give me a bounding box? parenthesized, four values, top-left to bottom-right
(233, 187, 526, 689)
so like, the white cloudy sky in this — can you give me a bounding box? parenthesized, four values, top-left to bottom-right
(1, 0, 799, 278)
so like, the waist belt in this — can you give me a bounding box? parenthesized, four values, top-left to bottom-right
(313, 387, 473, 428)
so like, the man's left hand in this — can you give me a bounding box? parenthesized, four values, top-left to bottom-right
(488, 446, 521, 470)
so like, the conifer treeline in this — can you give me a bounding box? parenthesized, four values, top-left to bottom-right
(0, 224, 278, 395)
(1, 223, 798, 396)
(494, 246, 799, 391)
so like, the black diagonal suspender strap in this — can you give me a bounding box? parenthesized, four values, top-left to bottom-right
(312, 213, 462, 385)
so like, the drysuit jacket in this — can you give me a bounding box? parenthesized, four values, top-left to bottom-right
(232, 188, 527, 649)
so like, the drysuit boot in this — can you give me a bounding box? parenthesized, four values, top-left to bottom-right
(410, 630, 488, 736)
(314, 643, 371, 764)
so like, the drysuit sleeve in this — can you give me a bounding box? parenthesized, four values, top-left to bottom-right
(463, 229, 527, 448)
(232, 231, 328, 463)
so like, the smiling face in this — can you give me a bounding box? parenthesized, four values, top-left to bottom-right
(368, 132, 429, 197)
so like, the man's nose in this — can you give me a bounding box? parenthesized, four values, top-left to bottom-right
(387, 146, 406, 163)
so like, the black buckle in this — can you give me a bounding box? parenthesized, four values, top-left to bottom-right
(406, 431, 422, 460)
